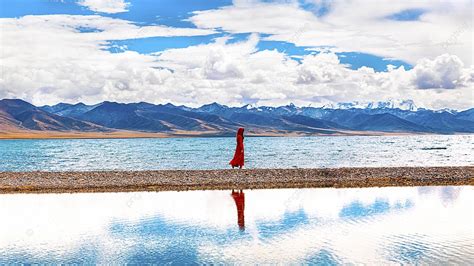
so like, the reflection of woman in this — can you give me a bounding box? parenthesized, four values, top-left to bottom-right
(230, 128, 245, 169)
(231, 189, 245, 230)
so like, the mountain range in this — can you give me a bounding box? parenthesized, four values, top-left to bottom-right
(1, 98, 473, 137)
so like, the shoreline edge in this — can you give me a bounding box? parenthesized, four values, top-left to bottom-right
(0, 166, 472, 194)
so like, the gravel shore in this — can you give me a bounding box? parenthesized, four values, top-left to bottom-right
(0, 166, 472, 194)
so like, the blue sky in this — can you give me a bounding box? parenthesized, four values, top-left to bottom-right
(0, 0, 471, 109)
(386, 8, 426, 21)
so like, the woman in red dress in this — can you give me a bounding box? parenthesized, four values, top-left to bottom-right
(230, 127, 245, 169)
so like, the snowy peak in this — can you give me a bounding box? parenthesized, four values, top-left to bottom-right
(323, 99, 418, 111)
(197, 102, 228, 112)
(372, 99, 417, 111)
(241, 103, 259, 110)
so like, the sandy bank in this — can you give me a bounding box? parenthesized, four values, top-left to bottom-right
(0, 129, 425, 139)
(0, 166, 472, 194)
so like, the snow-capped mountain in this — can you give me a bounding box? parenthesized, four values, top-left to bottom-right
(2, 98, 472, 135)
(322, 99, 418, 111)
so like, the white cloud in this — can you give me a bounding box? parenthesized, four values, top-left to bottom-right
(0, 7, 472, 110)
(0, 15, 214, 104)
(78, 0, 130, 14)
(188, 0, 473, 66)
(152, 36, 472, 109)
(412, 54, 466, 89)
(296, 53, 344, 84)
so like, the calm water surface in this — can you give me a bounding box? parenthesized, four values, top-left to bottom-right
(0, 135, 472, 171)
(0, 186, 472, 264)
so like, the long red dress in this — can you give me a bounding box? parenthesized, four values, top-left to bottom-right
(229, 128, 245, 168)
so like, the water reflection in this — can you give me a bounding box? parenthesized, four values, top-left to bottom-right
(231, 189, 245, 231)
(0, 186, 473, 264)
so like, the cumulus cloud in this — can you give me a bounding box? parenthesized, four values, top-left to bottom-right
(152, 36, 472, 109)
(296, 53, 344, 84)
(0, 3, 472, 111)
(412, 54, 467, 89)
(188, 0, 473, 66)
(0, 15, 214, 104)
(78, 0, 130, 14)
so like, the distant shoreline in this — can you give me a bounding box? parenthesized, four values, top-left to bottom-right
(0, 166, 472, 194)
(0, 130, 454, 140)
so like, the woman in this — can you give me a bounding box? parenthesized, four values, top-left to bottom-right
(230, 127, 245, 169)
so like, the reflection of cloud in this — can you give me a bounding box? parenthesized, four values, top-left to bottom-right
(199, 186, 473, 264)
(256, 209, 309, 239)
(0, 186, 472, 263)
(340, 199, 390, 218)
(417, 186, 435, 195)
(0, 245, 100, 264)
(385, 236, 433, 264)
(440, 186, 461, 206)
(306, 249, 341, 265)
(417, 186, 461, 206)
(339, 198, 413, 219)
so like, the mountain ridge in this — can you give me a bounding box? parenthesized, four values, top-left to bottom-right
(0, 99, 108, 132)
(0, 98, 473, 136)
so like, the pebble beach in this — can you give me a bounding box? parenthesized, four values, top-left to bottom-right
(0, 166, 472, 194)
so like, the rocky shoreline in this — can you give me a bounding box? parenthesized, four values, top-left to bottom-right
(0, 166, 472, 194)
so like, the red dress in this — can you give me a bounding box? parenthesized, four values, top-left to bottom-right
(230, 128, 244, 167)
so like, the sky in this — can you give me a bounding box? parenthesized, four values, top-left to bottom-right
(0, 0, 472, 110)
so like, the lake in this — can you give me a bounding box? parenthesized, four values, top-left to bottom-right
(0, 186, 472, 264)
(0, 135, 472, 171)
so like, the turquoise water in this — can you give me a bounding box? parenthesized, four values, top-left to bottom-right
(0, 135, 472, 171)
(0, 186, 472, 264)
